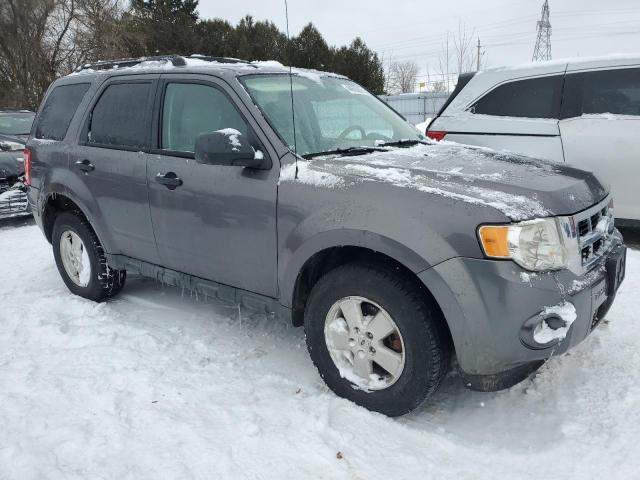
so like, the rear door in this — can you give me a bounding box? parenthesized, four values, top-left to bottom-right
(70, 74, 160, 264)
(146, 74, 279, 297)
(431, 70, 566, 162)
(559, 63, 640, 221)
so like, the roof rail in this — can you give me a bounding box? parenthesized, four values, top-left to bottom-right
(186, 55, 253, 65)
(75, 54, 254, 73)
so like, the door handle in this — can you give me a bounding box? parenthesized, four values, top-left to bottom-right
(155, 172, 183, 190)
(75, 159, 95, 172)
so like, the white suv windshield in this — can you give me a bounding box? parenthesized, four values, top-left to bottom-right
(242, 74, 424, 157)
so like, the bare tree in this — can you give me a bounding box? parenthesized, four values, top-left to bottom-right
(437, 32, 452, 93)
(381, 52, 394, 94)
(453, 21, 476, 74)
(434, 22, 486, 94)
(0, 0, 131, 109)
(0, 0, 80, 108)
(388, 60, 419, 94)
(73, 0, 130, 64)
(432, 80, 448, 93)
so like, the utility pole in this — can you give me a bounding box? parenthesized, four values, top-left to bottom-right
(477, 38, 482, 71)
(532, 0, 552, 61)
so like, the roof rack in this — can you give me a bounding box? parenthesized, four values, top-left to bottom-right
(75, 54, 254, 73)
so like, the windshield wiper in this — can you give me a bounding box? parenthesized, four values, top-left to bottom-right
(303, 146, 386, 159)
(375, 139, 428, 147)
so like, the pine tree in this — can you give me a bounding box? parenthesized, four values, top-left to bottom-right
(332, 38, 385, 94)
(128, 0, 200, 55)
(290, 23, 331, 70)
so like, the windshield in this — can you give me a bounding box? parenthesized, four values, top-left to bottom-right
(242, 75, 425, 157)
(0, 113, 35, 136)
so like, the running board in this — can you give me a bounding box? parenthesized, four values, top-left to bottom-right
(106, 254, 292, 322)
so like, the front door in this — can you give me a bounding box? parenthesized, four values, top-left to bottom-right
(147, 75, 279, 297)
(70, 75, 160, 264)
(559, 65, 640, 221)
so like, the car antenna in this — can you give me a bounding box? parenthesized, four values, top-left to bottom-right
(284, 0, 299, 179)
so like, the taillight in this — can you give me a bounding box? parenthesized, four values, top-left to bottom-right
(23, 147, 32, 186)
(427, 130, 447, 141)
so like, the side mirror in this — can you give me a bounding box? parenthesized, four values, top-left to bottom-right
(194, 129, 266, 168)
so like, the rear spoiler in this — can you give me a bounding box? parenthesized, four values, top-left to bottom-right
(432, 72, 477, 121)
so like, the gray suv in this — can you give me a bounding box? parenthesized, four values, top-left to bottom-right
(26, 56, 627, 416)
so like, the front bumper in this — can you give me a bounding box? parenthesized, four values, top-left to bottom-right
(0, 180, 30, 219)
(419, 233, 626, 385)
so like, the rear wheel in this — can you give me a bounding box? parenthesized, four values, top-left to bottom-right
(304, 263, 450, 416)
(52, 212, 126, 301)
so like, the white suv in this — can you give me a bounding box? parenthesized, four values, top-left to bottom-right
(427, 54, 640, 225)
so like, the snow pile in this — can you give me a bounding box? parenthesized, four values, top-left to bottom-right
(1, 225, 639, 479)
(533, 301, 578, 344)
(414, 119, 432, 133)
(519, 271, 537, 284)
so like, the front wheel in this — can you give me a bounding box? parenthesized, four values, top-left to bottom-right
(304, 263, 450, 416)
(52, 212, 126, 302)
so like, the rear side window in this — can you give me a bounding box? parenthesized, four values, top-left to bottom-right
(470, 75, 563, 119)
(161, 83, 248, 153)
(35, 83, 90, 140)
(88, 83, 151, 149)
(562, 67, 640, 118)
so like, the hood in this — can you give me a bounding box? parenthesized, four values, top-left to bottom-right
(298, 142, 608, 221)
(0, 132, 28, 143)
(0, 134, 25, 179)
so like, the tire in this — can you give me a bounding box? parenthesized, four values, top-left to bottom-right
(52, 211, 126, 302)
(304, 262, 450, 417)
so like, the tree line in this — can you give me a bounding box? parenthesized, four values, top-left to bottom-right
(0, 0, 385, 110)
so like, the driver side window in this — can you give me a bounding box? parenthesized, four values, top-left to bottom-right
(311, 98, 394, 141)
(162, 82, 249, 153)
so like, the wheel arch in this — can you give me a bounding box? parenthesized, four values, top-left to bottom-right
(41, 191, 114, 254)
(286, 243, 453, 351)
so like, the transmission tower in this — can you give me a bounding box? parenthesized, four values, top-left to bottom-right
(532, 0, 552, 61)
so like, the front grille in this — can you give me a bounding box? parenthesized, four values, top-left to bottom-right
(0, 178, 11, 195)
(0, 179, 29, 218)
(573, 198, 613, 273)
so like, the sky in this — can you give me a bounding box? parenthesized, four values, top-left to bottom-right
(197, 0, 640, 86)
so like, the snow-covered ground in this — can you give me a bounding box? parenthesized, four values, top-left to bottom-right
(1, 224, 639, 479)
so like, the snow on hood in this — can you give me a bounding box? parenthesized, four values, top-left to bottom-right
(281, 143, 608, 221)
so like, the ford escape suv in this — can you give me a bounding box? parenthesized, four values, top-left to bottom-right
(26, 55, 626, 416)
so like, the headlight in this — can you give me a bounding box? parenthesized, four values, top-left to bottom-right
(0, 140, 24, 152)
(478, 218, 568, 271)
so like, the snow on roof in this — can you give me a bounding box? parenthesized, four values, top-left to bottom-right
(67, 56, 341, 81)
(479, 52, 640, 75)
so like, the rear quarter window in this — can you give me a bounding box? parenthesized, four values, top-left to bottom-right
(562, 67, 640, 118)
(470, 75, 563, 119)
(35, 83, 90, 140)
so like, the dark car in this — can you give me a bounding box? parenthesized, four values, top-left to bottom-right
(0, 110, 35, 218)
(25, 56, 626, 416)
